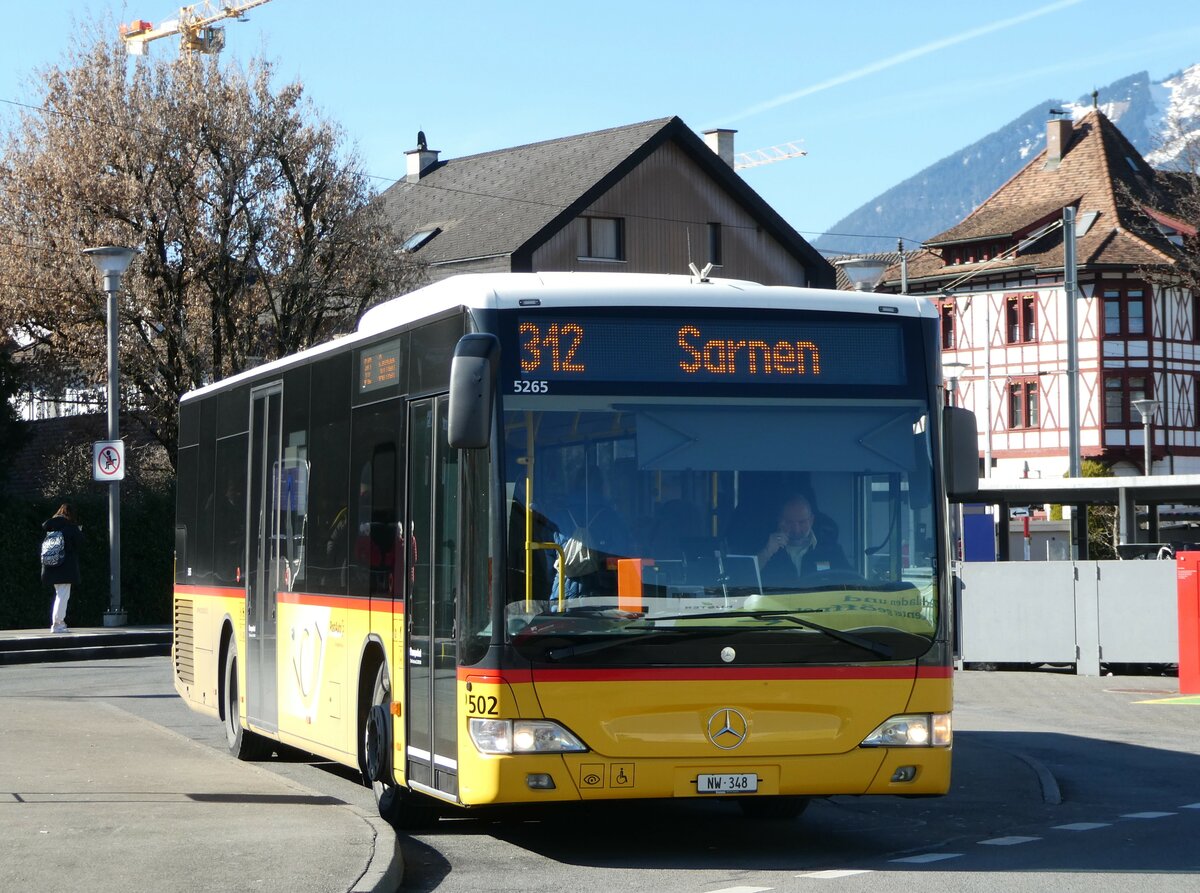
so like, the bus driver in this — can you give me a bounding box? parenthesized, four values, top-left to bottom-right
(757, 494, 848, 586)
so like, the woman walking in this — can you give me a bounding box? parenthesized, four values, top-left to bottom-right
(41, 503, 83, 633)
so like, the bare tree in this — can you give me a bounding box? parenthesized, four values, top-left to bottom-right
(0, 29, 424, 465)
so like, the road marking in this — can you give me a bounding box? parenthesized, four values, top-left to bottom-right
(979, 836, 1041, 845)
(889, 853, 962, 864)
(1053, 822, 1110, 831)
(796, 870, 872, 878)
(1134, 695, 1200, 705)
(707, 888, 773, 893)
(1181, 803, 1200, 809)
(1121, 811, 1176, 819)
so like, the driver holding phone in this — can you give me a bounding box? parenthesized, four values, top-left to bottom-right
(757, 495, 849, 586)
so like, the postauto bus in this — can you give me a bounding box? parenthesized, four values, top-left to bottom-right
(171, 272, 978, 826)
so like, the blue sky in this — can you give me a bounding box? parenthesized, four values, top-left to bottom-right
(3, 1, 1200, 251)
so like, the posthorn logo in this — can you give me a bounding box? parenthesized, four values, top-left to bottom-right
(706, 708, 749, 749)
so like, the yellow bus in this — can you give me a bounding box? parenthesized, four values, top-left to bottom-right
(171, 272, 978, 826)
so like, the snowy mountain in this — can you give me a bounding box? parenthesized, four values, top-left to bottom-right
(815, 64, 1200, 256)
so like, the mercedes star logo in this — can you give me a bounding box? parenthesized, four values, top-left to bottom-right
(706, 708, 749, 749)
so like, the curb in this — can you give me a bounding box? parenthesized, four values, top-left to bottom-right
(353, 811, 404, 893)
(970, 738, 1062, 805)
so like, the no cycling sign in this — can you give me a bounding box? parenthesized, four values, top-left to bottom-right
(93, 440, 125, 482)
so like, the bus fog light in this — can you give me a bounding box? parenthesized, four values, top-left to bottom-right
(526, 773, 556, 790)
(861, 713, 952, 748)
(891, 765, 917, 782)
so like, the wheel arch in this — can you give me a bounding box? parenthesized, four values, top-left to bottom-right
(357, 634, 390, 772)
(217, 617, 236, 724)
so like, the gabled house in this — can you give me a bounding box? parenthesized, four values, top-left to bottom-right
(378, 117, 833, 288)
(884, 109, 1199, 480)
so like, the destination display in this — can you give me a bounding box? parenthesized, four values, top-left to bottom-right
(358, 338, 402, 394)
(512, 315, 908, 387)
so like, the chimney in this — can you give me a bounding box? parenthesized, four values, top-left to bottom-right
(1045, 117, 1073, 166)
(703, 128, 737, 168)
(406, 130, 439, 182)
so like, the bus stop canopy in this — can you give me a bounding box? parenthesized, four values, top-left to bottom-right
(962, 474, 1200, 559)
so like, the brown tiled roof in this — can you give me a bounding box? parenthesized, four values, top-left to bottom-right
(378, 116, 833, 284)
(897, 111, 1188, 286)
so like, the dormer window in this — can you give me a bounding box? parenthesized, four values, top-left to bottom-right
(401, 227, 440, 252)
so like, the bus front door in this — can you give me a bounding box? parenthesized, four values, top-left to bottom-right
(405, 395, 460, 799)
(246, 383, 282, 735)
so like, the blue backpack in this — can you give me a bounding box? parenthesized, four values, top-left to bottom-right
(40, 530, 65, 567)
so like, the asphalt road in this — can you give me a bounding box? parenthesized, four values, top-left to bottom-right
(4, 658, 1198, 893)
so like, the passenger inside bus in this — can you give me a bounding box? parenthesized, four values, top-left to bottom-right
(548, 468, 633, 604)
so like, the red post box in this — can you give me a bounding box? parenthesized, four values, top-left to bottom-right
(1175, 552, 1200, 694)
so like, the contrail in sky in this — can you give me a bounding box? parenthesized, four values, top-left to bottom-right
(720, 0, 1087, 125)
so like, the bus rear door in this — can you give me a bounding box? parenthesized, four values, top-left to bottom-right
(246, 383, 282, 735)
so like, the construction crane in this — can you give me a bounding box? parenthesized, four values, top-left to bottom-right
(734, 141, 807, 171)
(119, 0, 273, 56)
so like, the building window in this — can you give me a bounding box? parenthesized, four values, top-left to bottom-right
(400, 227, 440, 252)
(1104, 373, 1148, 427)
(1102, 283, 1147, 336)
(1005, 292, 1037, 343)
(1008, 378, 1039, 429)
(707, 222, 723, 267)
(940, 302, 955, 350)
(578, 216, 625, 261)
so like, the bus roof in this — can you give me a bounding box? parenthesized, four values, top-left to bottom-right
(182, 272, 934, 402)
(357, 272, 933, 335)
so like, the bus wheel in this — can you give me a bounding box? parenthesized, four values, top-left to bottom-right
(738, 796, 809, 821)
(223, 637, 271, 761)
(365, 663, 438, 830)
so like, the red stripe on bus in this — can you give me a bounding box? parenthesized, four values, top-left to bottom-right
(276, 591, 405, 614)
(175, 585, 244, 599)
(174, 585, 405, 615)
(457, 665, 946, 683)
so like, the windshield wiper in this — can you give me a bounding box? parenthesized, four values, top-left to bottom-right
(541, 609, 895, 661)
(544, 628, 686, 661)
(633, 609, 895, 660)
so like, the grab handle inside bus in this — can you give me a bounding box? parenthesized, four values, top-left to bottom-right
(448, 333, 500, 449)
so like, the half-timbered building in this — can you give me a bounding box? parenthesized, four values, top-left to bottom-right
(885, 109, 1198, 481)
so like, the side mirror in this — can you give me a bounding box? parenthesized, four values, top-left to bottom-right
(448, 334, 499, 449)
(944, 405, 979, 498)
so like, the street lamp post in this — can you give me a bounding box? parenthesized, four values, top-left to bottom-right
(1132, 398, 1160, 476)
(834, 257, 890, 292)
(1132, 398, 1161, 544)
(83, 246, 137, 628)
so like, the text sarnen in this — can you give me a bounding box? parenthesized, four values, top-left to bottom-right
(677, 325, 821, 376)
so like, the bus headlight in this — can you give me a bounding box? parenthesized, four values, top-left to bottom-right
(468, 718, 588, 755)
(860, 713, 952, 748)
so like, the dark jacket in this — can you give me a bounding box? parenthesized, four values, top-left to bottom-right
(760, 536, 849, 589)
(41, 516, 83, 587)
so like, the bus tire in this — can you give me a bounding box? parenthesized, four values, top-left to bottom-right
(738, 796, 809, 821)
(365, 663, 438, 830)
(223, 637, 272, 761)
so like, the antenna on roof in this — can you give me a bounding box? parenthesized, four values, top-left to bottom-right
(1049, 108, 1066, 117)
(1092, 89, 1099, 109)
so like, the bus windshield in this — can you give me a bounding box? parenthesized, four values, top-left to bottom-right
(501, 395, 940, 663)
